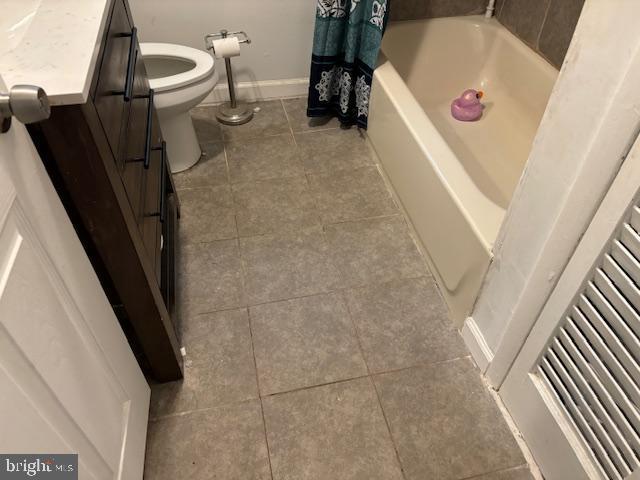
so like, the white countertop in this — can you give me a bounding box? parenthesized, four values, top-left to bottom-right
(0, 0, 113, 106)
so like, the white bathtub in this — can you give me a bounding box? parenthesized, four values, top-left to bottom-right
(368, 16, 557, 325)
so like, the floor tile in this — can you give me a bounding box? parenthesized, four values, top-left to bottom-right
(226, 133, 305, 184)
(374, 359, 526, 480)
(345, 277, 467, 373)
(178, 239, 245, 318)
(262, 378, 404, 480)
(308, 166, 398, 224)
(173, 141, 228, 189)
(250, 293, 367, 395)
(282, 96, 340, 132)
(325, 216, 427, 288)
(233, 176, 320, 237)
(221, 100, 290, 142)
(469, 466, 534, 480)
(145, 400, 271, 480)
(240, 227, 341, 305)
(296, 128, 376, 174)
(150, 309, 258, 417)
(191, 106, 224, 143)
(179, 186, 236, 244)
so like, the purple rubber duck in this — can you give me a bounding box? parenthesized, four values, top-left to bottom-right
(451, 89, 484, 122)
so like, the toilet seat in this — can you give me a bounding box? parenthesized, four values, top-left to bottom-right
(139, 43, 215, 93)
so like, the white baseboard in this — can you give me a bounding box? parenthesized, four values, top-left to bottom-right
(200, 77, 309, 105)
(462, 316, 494, 372)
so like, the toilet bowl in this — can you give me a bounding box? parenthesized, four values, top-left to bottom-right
(140, 42, 219, 173)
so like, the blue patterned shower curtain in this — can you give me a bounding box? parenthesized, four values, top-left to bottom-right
(307, 0, 390, 129)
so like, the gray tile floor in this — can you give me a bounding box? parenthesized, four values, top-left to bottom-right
(145, 98, 535, 480)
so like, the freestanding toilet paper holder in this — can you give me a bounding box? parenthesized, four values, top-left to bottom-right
(205, 30, 253, 126)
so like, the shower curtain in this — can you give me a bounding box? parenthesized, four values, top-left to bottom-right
(307, 0, 390, 129)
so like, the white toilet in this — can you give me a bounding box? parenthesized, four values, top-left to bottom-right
(140, 43, 219, 173)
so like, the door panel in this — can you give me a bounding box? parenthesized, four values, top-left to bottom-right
(0, 206, 125, 473)
(501, 135, 640, 480)
(0, 73, 149, 480)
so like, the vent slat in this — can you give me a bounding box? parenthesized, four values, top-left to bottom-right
(612, 241, 640, 288)
(557, 326, 640, 438)
(540, 356, 624, 480)
(630, 206, 640, 233)
(552, 333, 640, 468)
(602, 255, 640, 315)
(621, 224, 640, 262)
(592, 270, 640, 349)
(548, 345, 632, 476)
(575, 298, 640, 390)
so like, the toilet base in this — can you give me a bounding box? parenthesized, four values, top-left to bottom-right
(157, 110, 202, 173)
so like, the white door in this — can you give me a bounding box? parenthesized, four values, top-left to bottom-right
(0, 74, 150, 478)
(501, 132, 640, 480)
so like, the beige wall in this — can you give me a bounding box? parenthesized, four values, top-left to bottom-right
(128, 0, 316, 84)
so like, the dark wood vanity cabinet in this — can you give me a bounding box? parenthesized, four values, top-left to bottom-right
(27, 0, 183, 381)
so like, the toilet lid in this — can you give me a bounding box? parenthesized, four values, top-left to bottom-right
(140, 42, 215, 93)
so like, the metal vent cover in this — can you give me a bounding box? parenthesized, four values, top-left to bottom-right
(538, 205, 640, 480)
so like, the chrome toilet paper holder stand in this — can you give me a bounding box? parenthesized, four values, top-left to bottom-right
(205, 30, 253, 126)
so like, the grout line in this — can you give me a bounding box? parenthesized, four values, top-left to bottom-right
(321, 212, 402, 228)
(260, 373, 371, 399)
(295, 126, 342, 136)
(372, 355, 473, 379)
(149, 354, 472, 422)
(187, 273, 433, 319)
(221, 135, 232, 185)
(369, 376, 408, 480)
(342, 290, 408, 480)
(148, 396, 260, 422)
(246, 306, 276, 480)
(181, 211, 408, 246)
(280, 96, 337, 230)
(147, 355, 475, 422)
(280, 98, 298, 147)
(260, 356, 472, 400)
(536, 0, 553, 49)
(458, 464, 533, 480)
(224, 130, 295, 145)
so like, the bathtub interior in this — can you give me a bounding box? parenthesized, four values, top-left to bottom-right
(382, 17, 558, 209)
(368, 16, 559, 324)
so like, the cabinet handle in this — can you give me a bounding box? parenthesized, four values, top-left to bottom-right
(159, 141, 167, 224)
(142, 89, 154, 169)
(113, 28, 138, 100)
(126, 89, 154, 169)
(146, 141, 167, 223)
(123, 27, 138, 101)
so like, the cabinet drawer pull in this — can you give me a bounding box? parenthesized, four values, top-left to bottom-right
(126, 89, 154, 169)
(146, 141, 167, 223)
(142, 89, 154, 169)
(159, 141, 167, 223)
(114, 27, 137, 101)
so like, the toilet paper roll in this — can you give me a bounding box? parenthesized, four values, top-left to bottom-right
(212, 37, 241, 59)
